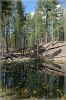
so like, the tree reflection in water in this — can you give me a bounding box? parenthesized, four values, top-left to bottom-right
(0, 61, 64, 99)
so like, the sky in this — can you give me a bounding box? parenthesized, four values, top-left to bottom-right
(22, 0, 37, 13)
(22, 0, 66, 13)
(59, 0, 66, 7)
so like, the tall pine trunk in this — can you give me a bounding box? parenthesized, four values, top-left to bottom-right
(5, 16, 9, 52)
(45, 7, 48, 44)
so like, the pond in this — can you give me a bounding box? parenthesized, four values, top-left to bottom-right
(0, 60, 65, 100)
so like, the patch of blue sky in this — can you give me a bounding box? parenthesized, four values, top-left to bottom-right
(22, 0, 37, 13)
(22, 0, 66, 13)
(58, 0, 66, 8)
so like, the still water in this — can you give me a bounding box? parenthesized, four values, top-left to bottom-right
(0, 60, 65, 100)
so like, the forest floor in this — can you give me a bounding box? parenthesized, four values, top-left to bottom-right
(0, 41, 66, 64)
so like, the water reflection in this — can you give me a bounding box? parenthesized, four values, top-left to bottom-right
(0, 61, 64, 99)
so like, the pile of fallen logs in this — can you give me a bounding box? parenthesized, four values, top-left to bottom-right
(40, 41, 66, 59)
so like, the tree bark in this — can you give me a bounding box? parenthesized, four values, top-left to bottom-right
(23, 36, 25, 56)
(45, 7, 48, 44)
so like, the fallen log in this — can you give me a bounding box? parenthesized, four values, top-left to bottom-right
(47, 44, 64, 51)
(49, 49, 62, 58)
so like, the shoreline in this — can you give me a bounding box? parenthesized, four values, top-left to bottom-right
(0, 56, 66, 65)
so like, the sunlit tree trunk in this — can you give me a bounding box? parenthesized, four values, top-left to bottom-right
(64, 8, 66, 41)
(45, 7, 48, 44)
(51, 19, 54, 43)
(4, 16, 9, 52)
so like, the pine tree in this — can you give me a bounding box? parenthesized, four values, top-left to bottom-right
(1, 0, 13, 52)
(37, 0, 58, 43)
(15, 0, 26, 56)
